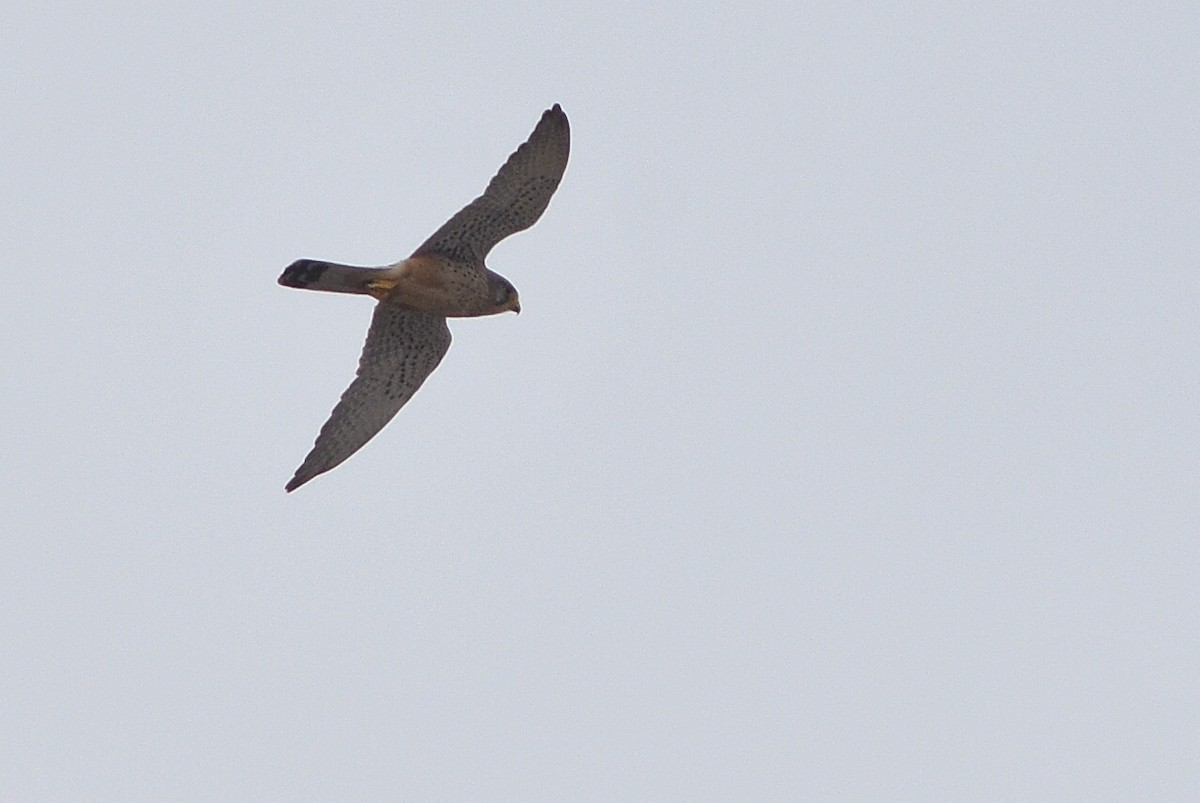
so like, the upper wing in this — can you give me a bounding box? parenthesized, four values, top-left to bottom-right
(413, 104, 570, 263)
(285, 304, 451, 491)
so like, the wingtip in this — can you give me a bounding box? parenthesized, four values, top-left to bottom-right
(284, 470, 311, 493)
(544, 104, 569, 143)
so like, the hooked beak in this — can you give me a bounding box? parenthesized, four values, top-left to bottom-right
(511, 299, 521, 315)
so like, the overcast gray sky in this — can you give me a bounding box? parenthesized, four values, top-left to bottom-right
(3, 2, 1197, 799)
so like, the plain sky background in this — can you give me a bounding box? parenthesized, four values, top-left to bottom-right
(3, 2, 1197, 799)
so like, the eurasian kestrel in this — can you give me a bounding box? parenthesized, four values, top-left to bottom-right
(278, 104, 570, 491)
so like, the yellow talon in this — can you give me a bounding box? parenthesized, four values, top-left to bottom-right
(365, 278, 398, 301)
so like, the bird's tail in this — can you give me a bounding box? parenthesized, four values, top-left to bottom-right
(278, 259, 395, 296)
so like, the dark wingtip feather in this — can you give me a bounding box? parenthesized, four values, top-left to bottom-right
(285, 469, 313, 493)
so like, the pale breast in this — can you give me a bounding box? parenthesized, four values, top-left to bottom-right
(383, 254, 491, 317)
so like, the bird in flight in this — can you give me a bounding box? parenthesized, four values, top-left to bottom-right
(278, 104, 570, 491)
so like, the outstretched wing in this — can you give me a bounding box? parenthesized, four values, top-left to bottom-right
(286, 304, 451, 491)
(414, 104, 570, 263)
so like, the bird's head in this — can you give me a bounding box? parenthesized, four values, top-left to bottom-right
(488, 274, 521, 315)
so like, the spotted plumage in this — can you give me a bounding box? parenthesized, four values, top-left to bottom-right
(279, 104, 569, 491)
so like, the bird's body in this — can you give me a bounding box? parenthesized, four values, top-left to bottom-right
(280, 253, 507, 317)
(279, 104, 569, 491)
